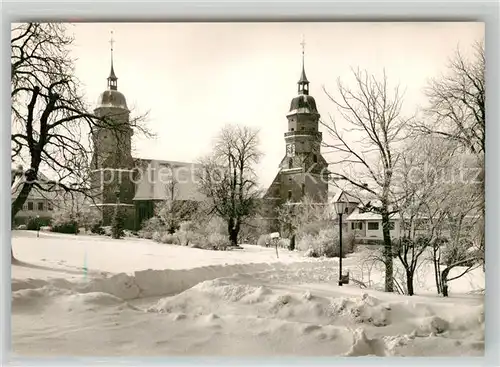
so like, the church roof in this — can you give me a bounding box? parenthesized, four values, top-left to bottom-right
(95, 90, 128, 110)
(288, 94, 319, 115)
(132, 158, 205, 202)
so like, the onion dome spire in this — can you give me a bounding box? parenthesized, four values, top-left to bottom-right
(297, 35, 309, 95)
(107, 31, 118, 90)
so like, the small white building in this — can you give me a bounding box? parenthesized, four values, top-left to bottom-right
(345, 208, 402, 241)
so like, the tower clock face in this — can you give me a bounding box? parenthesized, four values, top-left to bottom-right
(286, 143, 295, 157)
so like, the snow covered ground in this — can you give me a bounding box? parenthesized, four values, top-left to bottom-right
(11, 230, 485, 357)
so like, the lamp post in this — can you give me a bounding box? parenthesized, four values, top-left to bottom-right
(333, 191, 348, 287)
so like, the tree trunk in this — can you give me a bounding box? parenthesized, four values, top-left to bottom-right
(433, 249, 442, 294)
(289, 234, 296, 251)
(441, 267, 451, 297)
(381, 211, 394, 292)
(11, 179, 36, 264)
(229, 228, 238, 246)
(227, 217, 239, 246)
(406, 270, 414, 296)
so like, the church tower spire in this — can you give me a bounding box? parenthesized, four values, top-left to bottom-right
(107, 31, 118, 90)
(298, 35, 309, 95)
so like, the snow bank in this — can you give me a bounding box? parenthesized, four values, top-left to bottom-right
(12, 260, 325, 301)
(12, 285, 138, 315)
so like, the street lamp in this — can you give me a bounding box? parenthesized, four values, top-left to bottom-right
(333, 191, 348, 287)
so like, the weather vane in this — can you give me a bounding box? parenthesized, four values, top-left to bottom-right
(300, 34, 306, 55)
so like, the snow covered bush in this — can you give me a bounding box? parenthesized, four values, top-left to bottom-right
(257, 234, 271, 247)
(111, 208, 126, 239)
(160, 232, 178, 245)
(51, 210, 79, 234)
(207, 232, 231, 250)
(179, 220, 196, 232)
(26, 216, 50, 231)
(298, 228, 355, 258)
(90, 221, 105, 235)
(278, 238, 290, 249)
(152, 231, 163, 242)
(139, 217, 165, 239)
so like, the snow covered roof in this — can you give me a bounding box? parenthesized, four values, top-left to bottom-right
(11, 170, 62, 201)
(330, 190, 360, 204)
(346, 207, 398, 221)
(132, 159, 205, 202)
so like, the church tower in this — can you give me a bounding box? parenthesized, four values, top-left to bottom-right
(262, 38, 329, 232)
(90, 32, 136, 228)
(279, 39, 328, 203)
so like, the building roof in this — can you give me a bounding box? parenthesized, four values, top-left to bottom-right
(95, 90, 128, 110)
(288, 94, 318, 115)
(330, 190, 360, 204)
(345, 208, 398, 221)
(132, 158, 205, 202)
(11, 170, 62, 201)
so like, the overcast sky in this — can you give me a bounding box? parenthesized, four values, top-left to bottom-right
(70, 22, 484, 189)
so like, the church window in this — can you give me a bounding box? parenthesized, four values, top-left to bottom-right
(287, 190, 292, 200)
(27, 202, 34, 211)
(38, 202, 44, 211)
(301, 183, 305, 196)
(313, 155, 318, 163)
(301, 126, 305, 130)
(288, 158, 293, 169)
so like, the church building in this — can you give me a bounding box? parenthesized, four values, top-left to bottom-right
(89, 38, 204, 230)
(261, 45, 329, 232)
(89, 35, 328, 232)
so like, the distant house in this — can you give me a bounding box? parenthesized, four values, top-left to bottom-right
(329, 191, 410, 241)
(345, 208, 402, 241)
(11, 166, 63, 225)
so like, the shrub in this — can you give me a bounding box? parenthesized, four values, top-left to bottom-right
(111, 208, 126, 239)
(152, 231, 163, 242)
(90, 221, 105, 235)
(142, 216, 164, 232)
(160, 232, 178, 245)
(52, 221, 79, 234)
(278, 238, 290, 249)
(257, 234, 271, 247)
(179, 221, 196, 232)
(178, 230, 205, 247)
(26, 217, 40, 231)
(25, 216, 51, 231)
(298, 228, 355, 258)
(207, 232, 231, 250)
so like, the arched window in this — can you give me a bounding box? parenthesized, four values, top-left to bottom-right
(313, 154, 318, 163)
(288, 158, 293, 169)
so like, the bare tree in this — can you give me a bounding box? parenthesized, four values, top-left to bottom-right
(275, 195, 333, 239)
(322, 68, 410, 293)
(197, 125, 262, 245)
(417, 41, 485, 157)
(415, 40, 485, 273)
(392, 135, 455, 295)
(11, 23, 149, 261)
